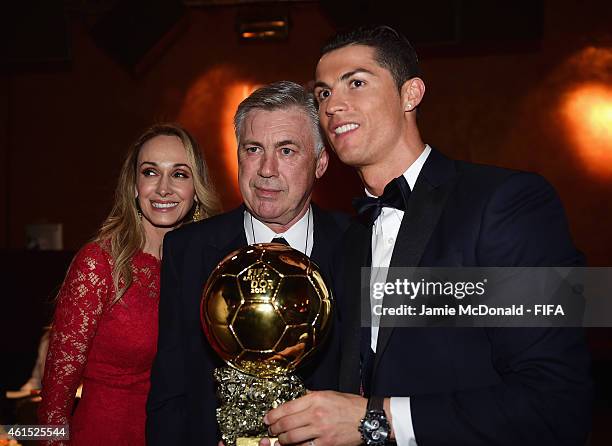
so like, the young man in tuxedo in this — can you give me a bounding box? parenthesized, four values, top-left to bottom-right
(265, 26, 592, 446)
(146, 81, 349, 445)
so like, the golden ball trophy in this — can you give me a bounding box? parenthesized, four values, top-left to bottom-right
(201, 243, 333, 446)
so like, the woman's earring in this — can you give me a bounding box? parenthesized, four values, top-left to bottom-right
(192, 202, 202, 222)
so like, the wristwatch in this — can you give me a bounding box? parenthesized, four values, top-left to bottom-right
(358, 396, 391, 445)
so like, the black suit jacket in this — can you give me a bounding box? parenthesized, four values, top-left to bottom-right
(147, 204, 349, 446)
(339, 148, 592, 445)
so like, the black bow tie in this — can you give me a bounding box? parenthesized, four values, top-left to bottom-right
(352, 176, 411, 225)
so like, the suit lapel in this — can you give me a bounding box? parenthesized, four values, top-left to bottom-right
(338, 220, 371, 393)
(310, 204, 334, 273)
(372, 149, 457, 381)
(224, 230, 248, 255)
(200, 206, 248, 285)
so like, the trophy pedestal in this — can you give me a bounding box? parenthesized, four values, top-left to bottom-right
(215, 367, 306, 446)
(236, 437, 278, 446)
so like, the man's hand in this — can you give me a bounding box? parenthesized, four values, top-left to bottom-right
(263, 391, 367, 446)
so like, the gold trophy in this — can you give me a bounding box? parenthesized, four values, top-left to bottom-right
(201, 243, 333, 446)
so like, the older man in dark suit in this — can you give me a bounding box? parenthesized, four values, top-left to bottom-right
(146, 81, 349, 446)
(265, 26, 592, 446)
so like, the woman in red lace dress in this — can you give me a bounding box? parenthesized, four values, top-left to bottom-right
(38, 124, 220, 445)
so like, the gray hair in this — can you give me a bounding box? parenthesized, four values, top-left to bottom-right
(234, 81, 325, 154)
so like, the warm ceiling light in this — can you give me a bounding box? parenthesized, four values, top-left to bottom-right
(562, 83, 612, 177)
(241, 30, 277, 39)
(585, 95, 612, 137)
(237, 14, 289, 41)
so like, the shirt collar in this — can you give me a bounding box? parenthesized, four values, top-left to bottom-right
(365, 144, 432, 197)
(243, 205, 313, 255)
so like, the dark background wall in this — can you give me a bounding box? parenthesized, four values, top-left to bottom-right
(1, 0, 611, 438)
(1, 0, 611, 264)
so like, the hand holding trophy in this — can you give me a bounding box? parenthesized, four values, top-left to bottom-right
(201, 243, 333, 446)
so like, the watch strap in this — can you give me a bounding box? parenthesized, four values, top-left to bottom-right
(367, 395, 385, 412)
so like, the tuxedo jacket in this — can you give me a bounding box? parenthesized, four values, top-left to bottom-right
(146, 204, 349, 446)
(339, 148, 592, 446)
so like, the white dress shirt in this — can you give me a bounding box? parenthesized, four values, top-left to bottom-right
(368, 145, 431, 446)
(243, 206, 314, 257)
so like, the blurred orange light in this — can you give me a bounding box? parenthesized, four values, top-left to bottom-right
(178, 67, 258, 205)
(220, 83, 260, 180)
(562, 83, 612, 177)
(241, 31, 277, 39)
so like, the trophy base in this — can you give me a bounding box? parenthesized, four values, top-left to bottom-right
(215, 366, 306, 446)
(236, 437, 278, 446)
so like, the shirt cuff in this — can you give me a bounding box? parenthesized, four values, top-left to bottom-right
(390, 397, 417, 446)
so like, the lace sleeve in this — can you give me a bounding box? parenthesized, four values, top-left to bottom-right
(38, 242, 112, 445)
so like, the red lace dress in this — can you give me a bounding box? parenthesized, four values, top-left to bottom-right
(38, 242, 160, 445)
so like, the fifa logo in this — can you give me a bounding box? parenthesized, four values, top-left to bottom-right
(243, 267, 276, 294)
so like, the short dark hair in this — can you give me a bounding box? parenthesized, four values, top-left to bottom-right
(321, 25, 420, 91)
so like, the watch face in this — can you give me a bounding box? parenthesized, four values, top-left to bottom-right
(365, 419, 380, 430)
(360, 411, 390, 445)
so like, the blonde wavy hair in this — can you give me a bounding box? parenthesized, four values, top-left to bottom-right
(96, 123, 221, 304)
